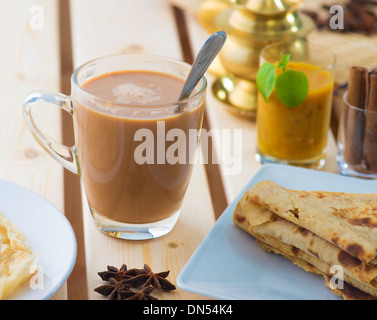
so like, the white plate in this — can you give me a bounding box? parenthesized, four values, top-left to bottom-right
(177, 164, 377, 300)
(0, 179, 77, 300)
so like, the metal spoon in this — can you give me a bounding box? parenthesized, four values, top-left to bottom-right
(175, 31, 227, 113)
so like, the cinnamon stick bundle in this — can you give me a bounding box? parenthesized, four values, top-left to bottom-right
(344, 66, 367, 165)
(363, 70, 377, 172)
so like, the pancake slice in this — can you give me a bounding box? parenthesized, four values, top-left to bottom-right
(0, 212, 40, 300)
(248, 181, 377, 264)
(233, 182, 377, 300)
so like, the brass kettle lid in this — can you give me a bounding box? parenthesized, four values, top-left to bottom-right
(198, 0, 315, 41)
(236, 0, 302, 15)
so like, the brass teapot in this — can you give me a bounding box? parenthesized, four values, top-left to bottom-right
(198, 0, 315, 119)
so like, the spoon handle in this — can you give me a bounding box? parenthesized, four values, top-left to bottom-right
(178, 31, 227, 101)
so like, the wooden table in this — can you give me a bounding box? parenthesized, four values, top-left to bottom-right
(2, 0, 377, 300)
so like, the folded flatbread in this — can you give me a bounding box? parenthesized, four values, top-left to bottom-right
(248, 181, 377, 264)
(0, 212, 39, 300)
(233, 181, 377, 300)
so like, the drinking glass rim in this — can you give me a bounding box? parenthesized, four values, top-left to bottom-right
(260, 40, 336, 71)
(71, 53, 208, 110)
(344, 92, 377, 114)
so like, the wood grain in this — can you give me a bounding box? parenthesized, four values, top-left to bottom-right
(59, 0, 87, 300)
(0, 0, 66, 299)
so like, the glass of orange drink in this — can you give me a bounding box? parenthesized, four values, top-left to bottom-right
(256, 40, 335, 169)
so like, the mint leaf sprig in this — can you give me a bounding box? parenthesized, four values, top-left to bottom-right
(256, 54, 309, 109)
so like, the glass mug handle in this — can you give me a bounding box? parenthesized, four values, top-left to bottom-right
(23, 91, 79, 175)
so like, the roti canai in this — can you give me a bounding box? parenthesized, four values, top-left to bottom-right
(0, 211, 39, 300)
(233, 181, 377, 300)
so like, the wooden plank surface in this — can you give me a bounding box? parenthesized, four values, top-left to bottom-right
(59, 0, 87, 300)
(0, 0, 66, 299)
(70, 0, 216, 300)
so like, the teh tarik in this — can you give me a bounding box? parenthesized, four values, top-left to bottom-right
(73, 70, 205, 224)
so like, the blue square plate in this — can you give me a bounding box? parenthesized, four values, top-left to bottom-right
(177, 164, 377, 300)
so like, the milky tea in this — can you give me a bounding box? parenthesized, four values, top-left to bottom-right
(75, 70, 205, 225)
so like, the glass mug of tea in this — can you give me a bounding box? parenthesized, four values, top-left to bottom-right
(23, 54, 207, 240)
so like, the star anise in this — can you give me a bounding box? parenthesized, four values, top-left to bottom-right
(94, 278, 134, 300)
(123, 264, 176, 291)
(98, 264, 133, 282)
(123, 286, 158, 300)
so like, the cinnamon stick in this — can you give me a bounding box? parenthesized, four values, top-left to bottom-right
(344, 66, 367, 166)
(363, 70, 377, 172)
